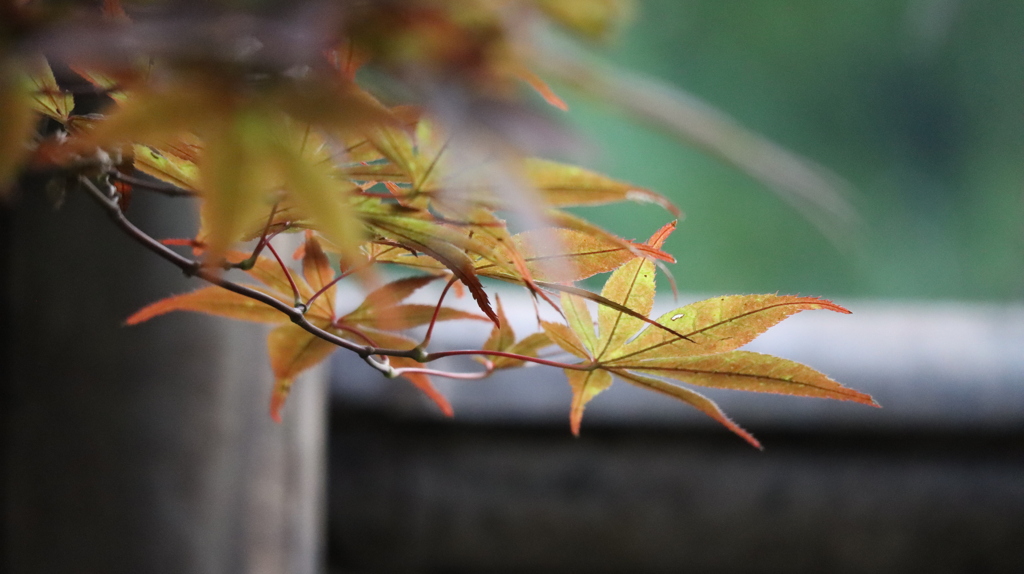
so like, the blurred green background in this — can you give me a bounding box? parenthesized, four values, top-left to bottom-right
(561, 0, 1024, 301)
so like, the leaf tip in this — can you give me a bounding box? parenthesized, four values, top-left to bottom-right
(270, 378, 293, 423)
(124, 305, 157, 326)
(269, 402, 284, 424)
(438, 398, 455, 418)
(846, 389, 879, 407)
(569, 403, 585, 436)
(722, 416, 762, 450)
(823, 300, 852, 314)
(645, 220, 677, 249)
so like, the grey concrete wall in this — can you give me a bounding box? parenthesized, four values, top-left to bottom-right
(3, 187, 326, 574)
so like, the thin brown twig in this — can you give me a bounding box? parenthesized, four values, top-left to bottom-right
(425, 349, 591, 371)
(79, 175, 580, 376)
(420, 276, 458, 348)
(264, 241, 301, 305)
(77, 176, 407, 374)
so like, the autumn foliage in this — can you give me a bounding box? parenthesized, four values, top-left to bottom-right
(0, 0, 875, 448)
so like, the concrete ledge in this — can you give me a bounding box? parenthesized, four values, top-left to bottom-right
(330, 290, 1024, 433)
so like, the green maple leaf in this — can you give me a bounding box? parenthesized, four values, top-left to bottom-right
(543, 223, 877, 448)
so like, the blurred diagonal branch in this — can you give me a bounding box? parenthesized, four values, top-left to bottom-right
(534, 46, 860, 245)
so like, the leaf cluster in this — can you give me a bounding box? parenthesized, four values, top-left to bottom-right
(0, 0, 875, 447)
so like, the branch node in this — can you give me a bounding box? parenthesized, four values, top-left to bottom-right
(365, 355, 396, 377)
(411, 346, 430, 363)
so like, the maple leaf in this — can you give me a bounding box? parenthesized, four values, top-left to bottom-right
(514, 64, 569, 111)
(373, 220, 682, 339)
(133, 144, 200, 191)
(374, 222, 673, 291)
(477, 227, 666, 283)
(342, 275, 487, 331)
(22, 57, 74, 124)
(69, 65, 129, 105)
(126, 233, 477, 422)
(357, 199, 504, 323)
(479, 295, 552, 370)
(524, 158, 681, 217)
(78, 77, 375, 267)
(534, 0, 634, 41)
(0, 71, 36, 195)
(542, 223, 877, 448)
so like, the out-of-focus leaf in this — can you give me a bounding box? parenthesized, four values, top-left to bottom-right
(102, 0, 129, 20)
(338, 105, 421, 164)
(268, 320, 338, 422)
(133, 144, 199, 191)
(70, 65, 128, 104)
(533, 49, 858, 244)
(268, 123, 367, 274)
(328, 42, 368, 81)
(125, 286, 288, 325)
(277, 79, 396, 138)
(340, 161, 411, 183)
(85, 84, 217, 152)
(515, 65, 569, 111)
(534, 0, 634, 40)
(364, 123, 421, 184)
(301, 232, 337, 318)
(199, 107, 276, 264)
(22, 57, 73, 123)
(0, 74, 35, 195)
(525, 158, 680, 216)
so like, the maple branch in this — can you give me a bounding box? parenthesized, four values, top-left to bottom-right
(424, 349, 593, 371)
(305, 254, 377, 311)
(304, 274, 342, 311)
(79, 176, 587, 382)
(231, 203, 281, 271)
(77, 175, 416, 376)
